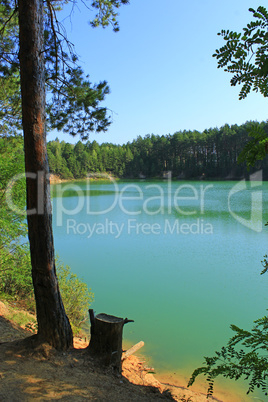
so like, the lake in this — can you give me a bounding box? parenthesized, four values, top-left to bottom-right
(51, 177, 268, 399)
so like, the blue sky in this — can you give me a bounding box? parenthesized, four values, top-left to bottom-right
(47, 0, 268, 145)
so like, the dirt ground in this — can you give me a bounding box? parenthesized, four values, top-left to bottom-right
(0, 301, 246, 401)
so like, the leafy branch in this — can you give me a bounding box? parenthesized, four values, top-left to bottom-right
(213, 6, 268, 100)
(188, 315, 268, 397)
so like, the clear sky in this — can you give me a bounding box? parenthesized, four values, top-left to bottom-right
(47, 0, 268, 145)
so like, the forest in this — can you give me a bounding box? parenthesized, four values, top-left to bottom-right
(47, 120, 268, 180)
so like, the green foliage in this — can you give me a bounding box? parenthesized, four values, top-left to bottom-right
(237, 122, 268, 168)
(56, 260, 94, 335)
(0, 136, 34, 307)
(188, 315, 268, 397)
(0, 254, 94, 334)
(213, 6, 268, 100)
(0, 250, 33, 300)
(0, 136, 28, 281)
(91, 0, 129, 32)
(42, 7, 114, 139)
(46, 65, 111, 139)
(0, 1, 21, 135)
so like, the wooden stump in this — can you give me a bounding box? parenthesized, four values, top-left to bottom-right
(87, 309, 133, 372)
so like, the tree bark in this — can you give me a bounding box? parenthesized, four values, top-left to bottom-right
(18, 0, 73, 350)
(88, 310, 133, 372)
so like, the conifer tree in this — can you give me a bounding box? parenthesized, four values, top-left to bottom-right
(0, 0, 128, 349)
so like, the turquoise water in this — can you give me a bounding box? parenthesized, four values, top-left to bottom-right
(52, 179, 268, 397)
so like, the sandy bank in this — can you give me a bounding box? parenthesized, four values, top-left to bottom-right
(49, 173, 116, 184)
(0, 301, 253, 401)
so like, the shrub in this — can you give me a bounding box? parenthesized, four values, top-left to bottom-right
(57, 260, 94, 335)
(0, 252, 94, 335)
(0, 246, 34, 301)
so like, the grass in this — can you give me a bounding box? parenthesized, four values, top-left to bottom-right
(1, 299, 37, 333)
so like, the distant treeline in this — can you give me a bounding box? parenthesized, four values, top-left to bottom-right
(47, 121, 268, 180)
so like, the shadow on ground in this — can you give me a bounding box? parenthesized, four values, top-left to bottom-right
(0, 317, 175, 401)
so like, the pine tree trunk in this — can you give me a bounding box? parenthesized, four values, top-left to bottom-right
(18, 0, 73, 350)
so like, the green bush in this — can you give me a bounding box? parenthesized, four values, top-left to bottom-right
(0, 253, 94, 335)
(0, 246, 34, 301)
(57, 260, 94, 335)
(0, 136, 93, 335)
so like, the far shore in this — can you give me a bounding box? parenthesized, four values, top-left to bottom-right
(49, 173, 117, 184)
(49, 173, 257, 185)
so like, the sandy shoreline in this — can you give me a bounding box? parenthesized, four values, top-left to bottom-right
(49, 173, 116, 184)
(0, 300, 256, 401)
(120, 348, 254, 402)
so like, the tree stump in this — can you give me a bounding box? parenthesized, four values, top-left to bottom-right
(87, 309, 133, 372)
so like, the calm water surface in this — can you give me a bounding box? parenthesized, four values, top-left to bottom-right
(51, 179, 268, 398)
